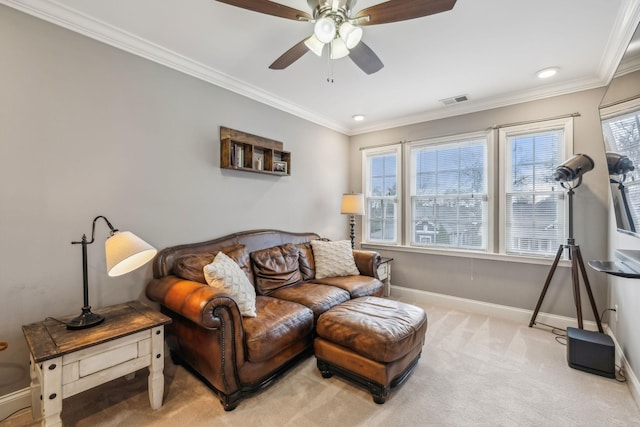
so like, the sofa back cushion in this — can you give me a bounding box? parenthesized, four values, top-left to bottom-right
(311, 240, 360, 279)
(296, 241, 316, 280)
(172, 244, 252, 284)
(251, 243, 302, 295)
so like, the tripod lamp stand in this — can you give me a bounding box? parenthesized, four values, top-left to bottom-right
(341, 193, 365, 249)
(529, 154, 603, 332)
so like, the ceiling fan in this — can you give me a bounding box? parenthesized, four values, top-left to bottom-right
(215, 0, 457, 74)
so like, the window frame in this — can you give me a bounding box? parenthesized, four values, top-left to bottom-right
(359, 118, 574, 263)
(404, 131, 494, 252)
(498, 117, 574, 257)
(361, 144, 402, 245)
(600, 98, 640, 237)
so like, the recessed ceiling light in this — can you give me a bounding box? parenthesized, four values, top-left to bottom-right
(537, 67, 559, 79)
(353, 114, 365, 121)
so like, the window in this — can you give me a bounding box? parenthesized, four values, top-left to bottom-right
(362, 145, 401, 244)
(408, 135, 489, 250)
(360, 117, 573, 261)
(499, 118, 573, 257)
(601, 99, 640, 232)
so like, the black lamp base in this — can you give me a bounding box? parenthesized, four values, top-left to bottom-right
(66, 306, 105, 330)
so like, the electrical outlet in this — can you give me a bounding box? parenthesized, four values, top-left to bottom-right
(615, 304, 619, 322)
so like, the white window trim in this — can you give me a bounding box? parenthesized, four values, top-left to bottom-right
(361, 144, 402, 245)
(361, 241, 570, 267)
(600, 97, 640, 120)
(497, 117, 574, 256)
(403, 131, 495, 252)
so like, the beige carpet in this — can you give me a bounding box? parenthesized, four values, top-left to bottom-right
(4, 301, 640, 426)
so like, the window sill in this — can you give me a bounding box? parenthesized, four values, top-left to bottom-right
(360, 243, 571, 268)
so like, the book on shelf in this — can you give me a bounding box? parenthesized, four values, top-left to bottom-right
(234, 144, 243, 168)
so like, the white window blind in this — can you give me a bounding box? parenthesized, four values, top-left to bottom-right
(504, 129, 566, 256)
(363, 147, 401, 244)
(409, 137, 488, 250)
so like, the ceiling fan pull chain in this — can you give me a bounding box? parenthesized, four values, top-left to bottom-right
(326, 49, 334, 83)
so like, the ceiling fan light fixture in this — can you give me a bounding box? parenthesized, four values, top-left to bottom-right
(304, 34, 325, 56)
(314, 17, 337, 43)
(339, 22, 363, 49)
(330, 38, 350, 59)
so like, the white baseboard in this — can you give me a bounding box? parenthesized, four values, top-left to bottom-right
(391, 285, 640, 410)
(390, 285, 600, 331)
(606, 326, 640, 409)
(0, 387, 31, 422)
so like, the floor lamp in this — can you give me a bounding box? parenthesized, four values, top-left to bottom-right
(341, 193, 365, 249)
(67, 215, 157, 330)
(529, 154, 603, 332)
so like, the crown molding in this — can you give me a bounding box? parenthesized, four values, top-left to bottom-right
(3, 0, 639, 137)
(0, 0, 351, 134)
(349, 75, 607, 135)
(596, 0, 640, 84)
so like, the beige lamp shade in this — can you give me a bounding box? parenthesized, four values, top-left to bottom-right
(105, 231, 157, 277)
(341, 193, 365, 216)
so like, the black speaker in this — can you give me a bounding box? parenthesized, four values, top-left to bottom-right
(566, 327, 615, 378)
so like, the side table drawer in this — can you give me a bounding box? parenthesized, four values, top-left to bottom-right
(61, 330, 152, 397)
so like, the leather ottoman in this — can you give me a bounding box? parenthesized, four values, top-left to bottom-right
(314, 296, 427, 403)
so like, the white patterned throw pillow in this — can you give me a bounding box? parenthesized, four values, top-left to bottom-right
(310, 240, 360, 279)
(203, 251, 257, 317)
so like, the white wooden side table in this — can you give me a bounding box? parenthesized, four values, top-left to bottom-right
(22, 301, 171, 427)
(378, 257, 394, 297)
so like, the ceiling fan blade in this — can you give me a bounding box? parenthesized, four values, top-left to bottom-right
(215, 0, 311, 21)
(349, 41, 384, 75)
(269, 39, 310, 70)
(355, 0, 456, 26)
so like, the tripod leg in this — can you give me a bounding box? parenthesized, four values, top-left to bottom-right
(574, 246, 604, 332)
(529, 244, 564, 327)
(570, 247, 583, 329)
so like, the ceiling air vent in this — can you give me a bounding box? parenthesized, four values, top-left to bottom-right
(440, 94, 469, 106)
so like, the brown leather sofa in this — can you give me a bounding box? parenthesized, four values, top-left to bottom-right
(145, 229, 383, 410)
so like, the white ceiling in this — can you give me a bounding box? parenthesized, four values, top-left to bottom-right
(4, 0, 640, 135)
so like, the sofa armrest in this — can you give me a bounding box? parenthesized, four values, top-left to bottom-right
(352, 250, 382, 278)
(146, 276, 241, 330)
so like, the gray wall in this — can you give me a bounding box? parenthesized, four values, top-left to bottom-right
(608, 228, 640, 385)
(349, 89, 611, 319)
(603, 69, 640, 385)
(0, 5, 350, 396)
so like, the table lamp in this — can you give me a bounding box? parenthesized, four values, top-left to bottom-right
(341, 193, 365, 249)
(67, 215, 157, 330)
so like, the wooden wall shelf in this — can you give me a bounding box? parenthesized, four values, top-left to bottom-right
(220, 127, 290, 176)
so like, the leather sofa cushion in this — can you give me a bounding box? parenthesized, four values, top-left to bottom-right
(251, 244, 302, 295)
(316, 296, 427, 363)
(269, 282, 350, 320)
(173, 244, 250, 284)
(311, 275, 384, 298)
(243, 296, 314, 363)
(296, 242, 316, 280)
